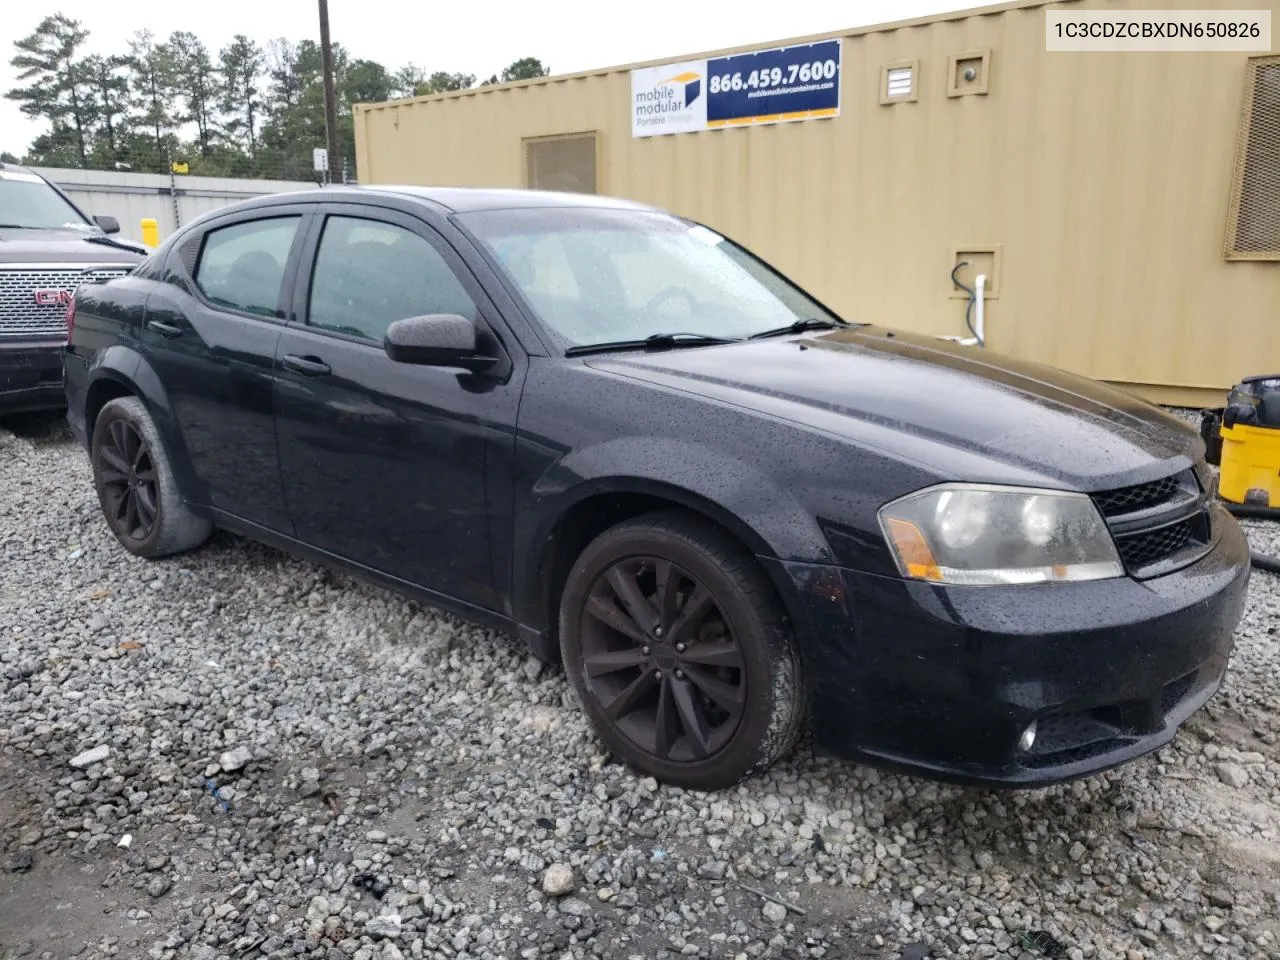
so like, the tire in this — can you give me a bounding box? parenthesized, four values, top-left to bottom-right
(90, 396, 212, 559)
(559, 510, 805, 790)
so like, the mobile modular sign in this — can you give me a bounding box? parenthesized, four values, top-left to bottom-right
(630, 39, 842, 138)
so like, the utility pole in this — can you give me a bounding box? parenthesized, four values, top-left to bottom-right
(318, 0, 342, 184)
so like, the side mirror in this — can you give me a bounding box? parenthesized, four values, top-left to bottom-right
(93, 214, 121, 235)
(384, 314, 496, 371)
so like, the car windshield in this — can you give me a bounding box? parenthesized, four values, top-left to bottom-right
(0, 169, 93, 231)
(458, 206, 844, 348)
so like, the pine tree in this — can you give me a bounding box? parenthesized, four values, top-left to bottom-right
(168, 31, 219, 158)
(219, 35, 264, 157)
(6, 14, 93, 166)
(127, 30, 181, 167)
(83, 53, 131, 162)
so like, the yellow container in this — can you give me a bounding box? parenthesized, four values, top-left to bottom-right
(140, 218, 160, 249)
(1218, 421, 1280, 507)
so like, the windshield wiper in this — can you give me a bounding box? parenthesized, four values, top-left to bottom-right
(748, 317, 846, 340)
(0, 223, 38, 229)
(565, 332, 741, 357)
(83, 234, 146, 253)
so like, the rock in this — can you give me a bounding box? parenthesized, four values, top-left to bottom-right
(70, 745, 110, 769)
(365, 830, 388, 843)
(1068, 842, 1087, 862)
(146, 877, 172, 899)
(380, 944, 405, 960)
(1162, 917, 1186, 939)
(17, 828, 41, 846)
(1215, 762, 1249, 788)
(541, 863, 576, 897)
(6, 851, 34, 873)
(697, 860, 728, 880)
(219, 746, 253, 773)
(307, 896, 330, 921)
(762, 901, 788, 923)
(899, 946, 931, 960)
(158, 687, 191, 706)
(1204, 915, 1226, 932)
(366, 915, 402, 939)
(558, 898, 590, 917)
(1207, 887, 1235, 909)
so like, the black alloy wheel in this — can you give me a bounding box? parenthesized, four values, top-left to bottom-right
(90, 396, 212, 559)
(96, 418, 159, 542)
(579, 556, 747, 762)
(560, 511, 805, 790)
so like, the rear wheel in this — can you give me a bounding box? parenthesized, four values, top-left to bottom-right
(90, 396, 211, 558)
(559, 511, 805, 790)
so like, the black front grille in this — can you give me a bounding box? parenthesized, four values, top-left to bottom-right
(1116, 517, 1195, 568)
(1093, 473, 1182, 517)
(1092, 468, 1211, 576)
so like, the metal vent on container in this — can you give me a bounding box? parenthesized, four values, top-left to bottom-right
(886, 68, 914, 98)
(524, 133, 598, 195)
(1226, 55, 1280, 260)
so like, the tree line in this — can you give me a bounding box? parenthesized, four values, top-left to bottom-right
(3, 14, 550, 181)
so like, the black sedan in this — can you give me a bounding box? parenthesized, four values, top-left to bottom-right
(63, 185, 1250, 791)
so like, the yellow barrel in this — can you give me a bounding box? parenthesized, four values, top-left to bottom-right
(1218, 421, 1280, 507)
(140, 218, 160, 248)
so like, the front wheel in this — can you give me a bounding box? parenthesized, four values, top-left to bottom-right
(90, 396, 212, 559)
(559, 511, 805, 790)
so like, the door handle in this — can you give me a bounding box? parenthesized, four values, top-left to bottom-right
(281, 354, 331, 376)
(147, 319, 183, 338)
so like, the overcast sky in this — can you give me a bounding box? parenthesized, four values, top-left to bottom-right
(2, 0, 966, 155)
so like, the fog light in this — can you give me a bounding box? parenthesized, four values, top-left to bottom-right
(1017, 722, 1038, 753)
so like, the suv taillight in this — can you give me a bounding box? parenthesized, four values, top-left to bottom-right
(65, 294, 76, 340)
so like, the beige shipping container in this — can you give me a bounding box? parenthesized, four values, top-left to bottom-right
(353, 0, 1280, 407)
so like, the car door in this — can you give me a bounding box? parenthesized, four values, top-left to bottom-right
(142, 205, 312, 533)
(272, 203, 525, 613)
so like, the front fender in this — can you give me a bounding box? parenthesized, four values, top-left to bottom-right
(511, 435, 836, 644)
(550, 435, 834, 560)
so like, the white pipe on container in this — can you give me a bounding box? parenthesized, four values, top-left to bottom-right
(938, 271, 987, 347)
(973, 273, 986, 346)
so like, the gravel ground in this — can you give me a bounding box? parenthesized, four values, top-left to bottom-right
(1, 408, 1279, 960)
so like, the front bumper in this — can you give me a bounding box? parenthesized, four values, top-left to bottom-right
(0, 339, 65, 413)
(767, 502, 1251, 787)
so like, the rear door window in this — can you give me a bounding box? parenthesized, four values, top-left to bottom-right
(194, 216, 301, 317)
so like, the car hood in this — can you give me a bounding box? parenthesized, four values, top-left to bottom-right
(583, 325, 1202, 490)
(0, 227, 145, 264)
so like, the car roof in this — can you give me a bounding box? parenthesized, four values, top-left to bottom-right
(237, 184, 661, 216)
(359, 184, 661, 214)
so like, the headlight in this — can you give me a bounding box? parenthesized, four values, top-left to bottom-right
(877, 483, 1123, 586)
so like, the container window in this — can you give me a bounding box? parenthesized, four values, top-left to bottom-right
(524, 133, 598, 194)
(1225, 56, 1280, 261)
